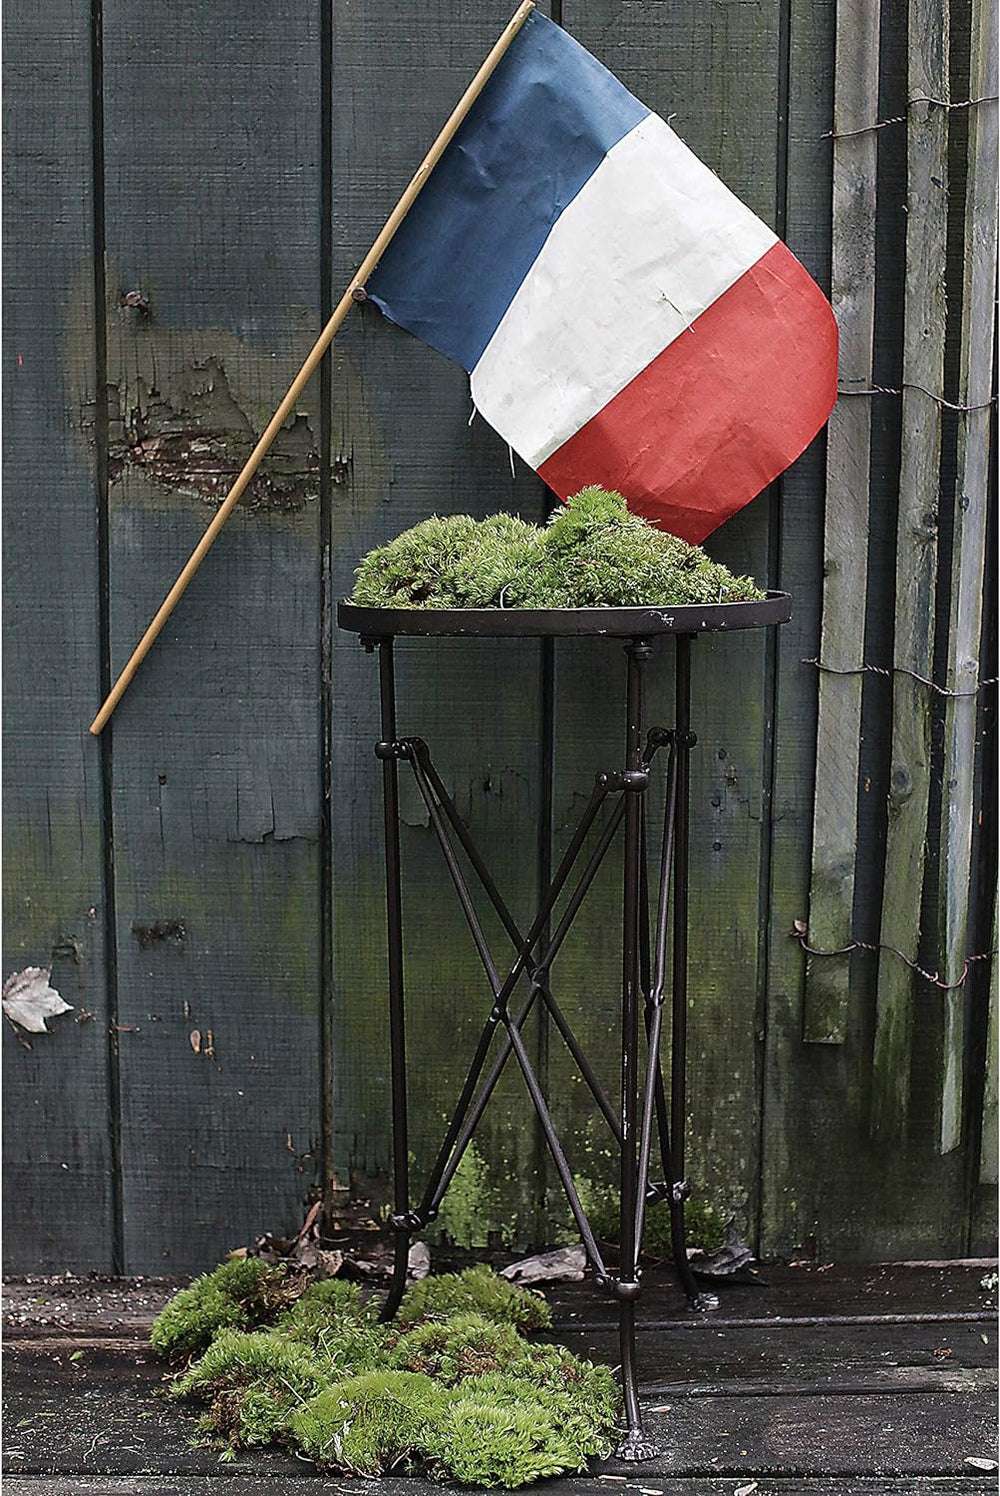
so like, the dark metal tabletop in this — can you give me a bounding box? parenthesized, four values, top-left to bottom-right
(338, 591, 791, 639)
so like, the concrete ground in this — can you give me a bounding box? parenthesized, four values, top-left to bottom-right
(3, 1259, 998, 1495)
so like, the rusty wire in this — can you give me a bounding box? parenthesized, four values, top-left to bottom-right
(789, 923, 996, 992)
(835, 382, 997, 413)
(823, 92, 998, 140)
(802, 657, 998, 699)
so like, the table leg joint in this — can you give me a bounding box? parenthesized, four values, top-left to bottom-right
(387, 1209, 424, 1233)
(594, 1273, 644, 1302)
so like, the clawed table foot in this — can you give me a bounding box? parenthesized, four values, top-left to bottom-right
(615, 1427, 663, 1462)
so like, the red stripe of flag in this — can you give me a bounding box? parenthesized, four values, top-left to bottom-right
(538, 241, 838, 542)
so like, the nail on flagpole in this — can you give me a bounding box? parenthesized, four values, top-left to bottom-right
(90, 0, 536, 735)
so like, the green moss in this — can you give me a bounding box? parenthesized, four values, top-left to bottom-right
(391, 1311, 525, 1383)
(149, 1257, 293, 1360)
(521, 487, 762, 608)
(455, 1369, 619, 1458)
(423, 1397, 586, 1487)
(277, 1277, 371, 1338)
(288, 1370, 439, 1475)
(432, 1140, 500, 1248)
(395, 1263, 552, 1331)
(390, 1318, 620, 1484)
(170, 1329, 328, 1446)
(155, 1261, 620, 1486)
(351, 511, 540, 608)
(391, 1311, 619, 1423)
(276, 1281, 390, 1375)
(570, 1177, 728, 1255)
(349, 487, 764, 610)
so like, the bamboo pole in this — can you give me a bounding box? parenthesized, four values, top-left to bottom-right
(89, 0, 536, 735)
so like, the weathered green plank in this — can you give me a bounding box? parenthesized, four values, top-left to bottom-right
(761, 0, 971, 1259)
(99, 1, 325, 1270)
(871, 0, 950, 1142)
(550, 0, 781, 1245)
(979, 884, 998, 1187)
(936, 0, 997, 1153)
(803, 0, 880, 1045)
(1, 0, 115, 1270)
(327, 1, 546, 1242)
(759, 0, 835, 1252)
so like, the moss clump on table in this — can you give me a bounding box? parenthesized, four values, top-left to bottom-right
(350, 485, 764, 609)
(151, 1261, 620, 1486)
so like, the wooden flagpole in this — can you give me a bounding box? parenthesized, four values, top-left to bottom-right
(90, 0, 536, 735)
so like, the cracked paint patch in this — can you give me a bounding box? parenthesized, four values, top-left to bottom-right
(108, 361, 320, 515)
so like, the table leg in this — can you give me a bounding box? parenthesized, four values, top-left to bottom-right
(375, 639, 414, 1322)
(666, 635, 719, 1313)
(616, 640, 660, 1460)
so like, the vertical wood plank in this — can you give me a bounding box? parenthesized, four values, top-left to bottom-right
(550, 0, 780, 1245)
(327, 1, 546, 1244)
(936, 0, 997, 1153)
(759, 0, 835, 1251)
(101, 1, 325, 1271)
(871, 0, 950, 1142)
(803, 0, 880, 1045)
(761, 0, 970, 1260)
(1, 0, 115, 1270)
(978, 886, 998, 1186)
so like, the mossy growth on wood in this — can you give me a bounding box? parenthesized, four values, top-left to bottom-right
(350, 486, 764, 609)
(152, 1261, 620, 1486)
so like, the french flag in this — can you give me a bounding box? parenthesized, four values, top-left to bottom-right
(367, 11, 837, 543)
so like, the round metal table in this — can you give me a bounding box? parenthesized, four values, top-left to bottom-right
(339, 592, 791, 1459)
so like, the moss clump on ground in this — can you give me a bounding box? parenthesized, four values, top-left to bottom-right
(170, 1329, 328, 1447)
(391, 1310, 528, 1382)
(277, 1280, 390, 1375)
(394, 1262, 552, 1330)
(289, 1370, 440, 1475)
(148, 1256, 294, 1360)
(423, 1397, 587, 1487)
(350, 486, 764, 610)
(155, 1262, 619, 1486)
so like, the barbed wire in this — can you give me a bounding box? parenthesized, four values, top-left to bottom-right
(836, 382, 997, 414)
(790, 921, 996, 991)
(802, 657, 998, 699)
(824, 92, 998, 141)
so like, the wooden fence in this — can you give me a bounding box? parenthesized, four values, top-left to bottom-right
(3, 0, 996, 1273)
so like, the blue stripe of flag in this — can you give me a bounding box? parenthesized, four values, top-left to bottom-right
(366, 11, 649, 372)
